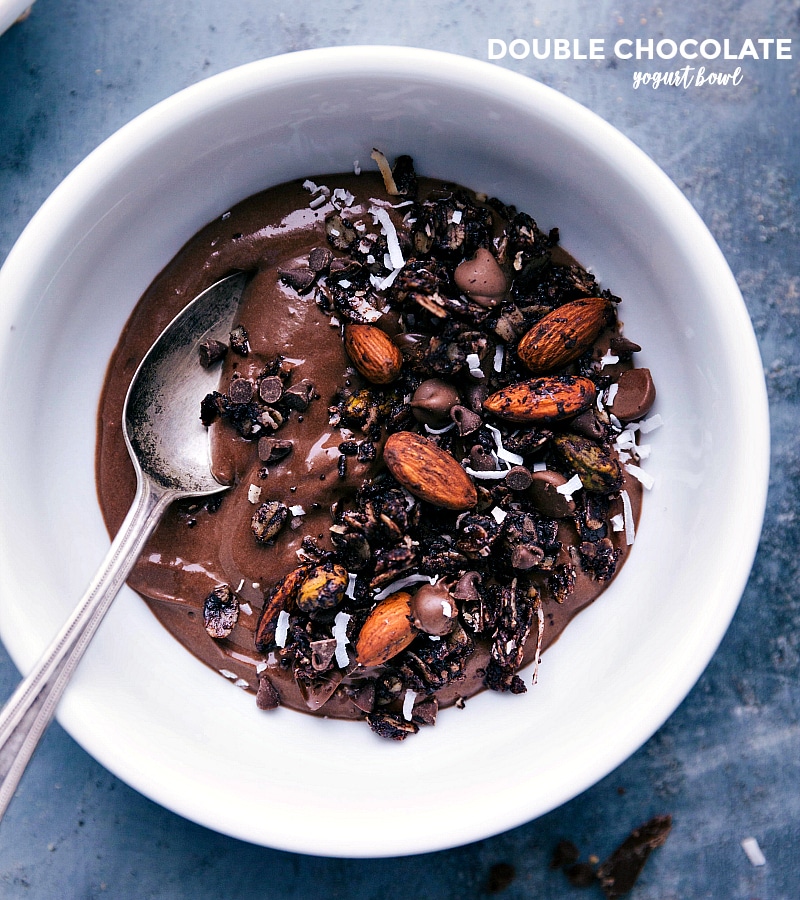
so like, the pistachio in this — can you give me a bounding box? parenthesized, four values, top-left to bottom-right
(553, 433, 623, 493)
(296, 562, 349, 613)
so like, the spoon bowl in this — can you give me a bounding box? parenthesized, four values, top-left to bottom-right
(0, 270, 249, 822)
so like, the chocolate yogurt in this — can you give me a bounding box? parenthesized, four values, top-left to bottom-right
(96, 152, 656, 739)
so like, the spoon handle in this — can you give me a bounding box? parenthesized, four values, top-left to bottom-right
(0, 476, 174, 822)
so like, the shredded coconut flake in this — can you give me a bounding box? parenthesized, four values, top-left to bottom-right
(219, 669, 238, 680)
(610, 514, 625, 532)
(332, 187, 355, 208)
(373, 266, 404, 291)
(329, 315, 340, 327)
(600, 350, 620, 368)
(606, 382, 619, 406)
(402, 689, 416, 721)
(532, 461, 548, 472)
(442, 600, 453, 618)
(289, 504, 306, 516)
(556, 473, 583, 499)
(333, 611, 351, 668)
(491, 506, 508, 524)
(373, 573, 434, 602)
(370, 148, 400, 195)
(234, 678, 250, 689)
(308, 192, 328, 209)
(425, 422, 455, 435)
(741, 837, 766, 867)
(353, 159, 361, 175)
(239, 602, 253, 616)
(620, 489, 635, 545)
(638, 413, 664, 433)
(274, 610, 290, 648)
(466, 352, 482, 371)
(302, 179, 319, 193)
(493, 344, 505, 372)
(451, 209, 463, 224)
(236, 578, 245, 593)
(255, 661, 268, 674)
(370, 205, 405, 269)
(247, 484, 262, 504)
(465, 466, 507, 480)
(625, 463, 655, 490)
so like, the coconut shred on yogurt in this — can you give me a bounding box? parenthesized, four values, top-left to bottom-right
(96, 151, 658, 740)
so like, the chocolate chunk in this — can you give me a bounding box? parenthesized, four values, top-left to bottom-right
(485, 862, 516, 894)
(277, 265, 316, 293)
(308, 246, 333, 273)
(202, 584, 239, 639)
(411, 696, 438, 726)
(505, 465, 532, 491)
(596, 815, 672, 899)
(310, 638, 337, 671)
(198, 338, 228, 368)
(566, 862, 597, 889)
(256, 672, 281, 710)
(283, 380, 314, 410)
(229, 324, 250, 356)
(228, 377, 254, 404)
(258, 375, 283, 404)
(550, 839, 580, 869)
(527, 470, 576, 518)
(511, 544, 544, 570)
(609, 368, 656, 423)
(251, 501, 289, 543)
(347, 679, 376, 713)
(257, 437, 293, 463)
(450, 404, 482, 436)
(571, 407, 605, 440)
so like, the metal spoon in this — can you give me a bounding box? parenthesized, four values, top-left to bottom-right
(0, 270, 249, 821)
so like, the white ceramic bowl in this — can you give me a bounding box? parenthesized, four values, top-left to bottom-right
(0, 47, 769, 856)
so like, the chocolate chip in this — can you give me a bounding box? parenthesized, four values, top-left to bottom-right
(229, 324, 250, 356)
(452, 571, 482, 602)
(469, 445, 497, 472)
(410, 378, 460, 425)
(258, 375, 283, 404)
(571, 408, 605, 440)
(609, 336, 642, 360)
(450, 404, 482, 436)
(228, 377, 254, 404)
(504, 465, 532, 491)
(609, 368, 656, 423)
(257, 437, 293, 463)
(527, 470, 576, 518)
(256, 672, 281, 710)
(198, 338, 228, 368)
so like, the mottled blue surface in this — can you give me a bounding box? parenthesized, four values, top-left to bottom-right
(1, 1, 798, 897)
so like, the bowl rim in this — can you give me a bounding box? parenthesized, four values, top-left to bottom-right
(0, 45, 770, 856)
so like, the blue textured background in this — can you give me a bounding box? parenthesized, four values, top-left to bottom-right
(1, 1, 798, 896)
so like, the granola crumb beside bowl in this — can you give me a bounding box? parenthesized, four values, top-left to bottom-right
(0, 48, 768, 856)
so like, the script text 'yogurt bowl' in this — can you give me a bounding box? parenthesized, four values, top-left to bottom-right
(0, 46, 768, 856)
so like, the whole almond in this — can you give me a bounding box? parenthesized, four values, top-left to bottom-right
(517, 298, 611, 373)
(355, 591, 416, 667)
(343, 323, 403, 384)
(383, 431, 477, 510)
(483, 375, 596, 423)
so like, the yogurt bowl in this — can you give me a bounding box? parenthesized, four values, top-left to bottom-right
(0, 46, 769, 856)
